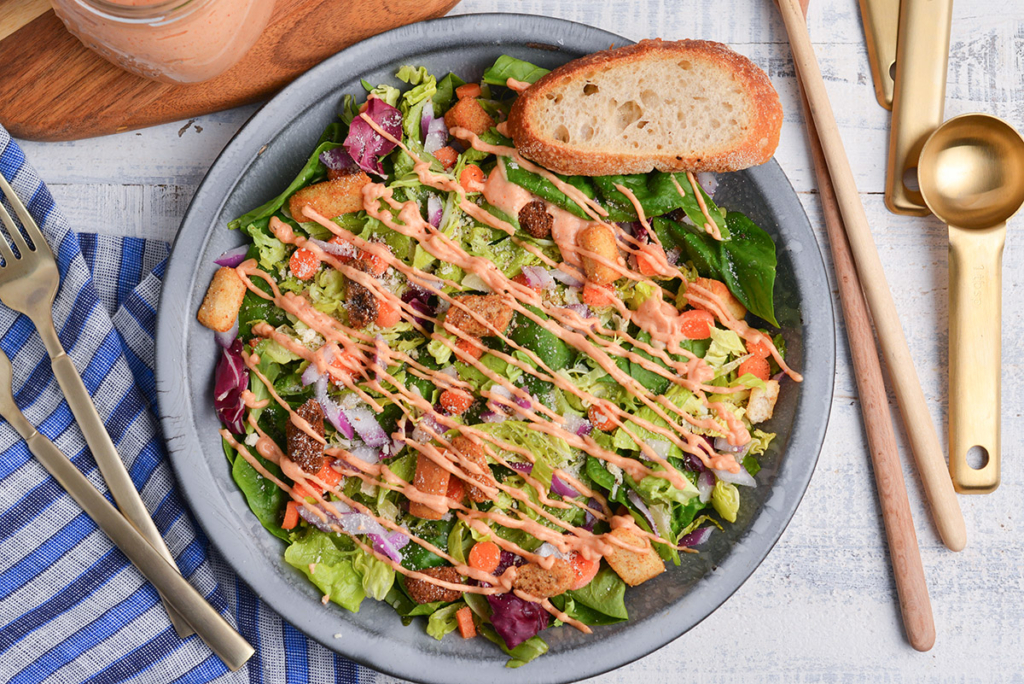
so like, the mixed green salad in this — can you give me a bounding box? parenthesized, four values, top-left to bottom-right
(207, 54, 794, 667)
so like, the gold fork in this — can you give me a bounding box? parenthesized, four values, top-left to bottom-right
(0, 347, 254, 670)
(0, 173, 194, 636)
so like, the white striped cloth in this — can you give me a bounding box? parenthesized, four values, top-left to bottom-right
(0, 127, 375, 684)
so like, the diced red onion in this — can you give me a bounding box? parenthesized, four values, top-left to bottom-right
(520, 266, 554, 291)
(344, 406, 388, 448)
(507, 461, 533, 474)
(439, 365, 458, 380)
(347, 445, 380, 463)
(214, 319, 238, 349)
(563, 414, 592, 438)
(420, 100, 435, 141)
(549, 268, 583, 289)
(214, 245, 248, 268)
(535, 542, 566, 559)
(678, 526, 714, 548)
(309, 237, 358, 260)
(714, 437, 751, 456)
(411, 413, 443, 443)
(301, 361, 322, 387)
(582, 497, 600, 531)
(551, 474, 580, 498)
(712, 465, 756, 488)
(666, 247, 681, 266)
(480, 410, 508, 424)
(371, 529, 410, 563)
(427, 194, 443, 228)
(696, 172, 718, 197)
(315, 376, 354, 439)
(424, 116, 449, 155)
(697, 470, 715, 504)
(627, 490, 657, 533)
(514, 395, 532, 409)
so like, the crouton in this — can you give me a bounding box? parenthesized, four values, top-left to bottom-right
(287, 398, 325, 474)
(197, 267, 246, 332)
(687, 277, 747, 321)
(444, 294, 514, 337)
(746, 379, 780, 424)
(576, 224, 621, 285)
(513, 558, 574, 598)
(444, 97, 495, 137)
(409, 452, 451, 520)
(604, 525, 665, 586)
(346, 259, 378, 329)
(450, 434, 492, 503)
(288, 172, 371, 222)
(518, 200, 553, 239)
(406, 566, 464, 604)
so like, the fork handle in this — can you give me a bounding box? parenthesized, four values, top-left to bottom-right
(23, 428, 254, 670)
(42, 325, 193, 637)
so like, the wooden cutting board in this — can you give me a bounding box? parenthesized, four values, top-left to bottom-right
(0, 0, 461, 141)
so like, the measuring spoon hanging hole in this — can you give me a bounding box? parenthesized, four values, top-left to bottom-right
(965, 446, 989, 471)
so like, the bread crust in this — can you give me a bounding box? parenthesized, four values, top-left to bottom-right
(507, 39, 782, 175)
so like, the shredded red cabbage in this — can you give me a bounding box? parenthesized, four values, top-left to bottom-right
(319, 146, 358, 173)
(486, 592, 550, 650)
(343, 98, 403, 177)
(214, 339, 248, 434)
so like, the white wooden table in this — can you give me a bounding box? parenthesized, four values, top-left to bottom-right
(18, 0, 1024, 680)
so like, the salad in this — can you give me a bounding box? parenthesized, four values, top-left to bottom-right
(203, 55, 800, 667)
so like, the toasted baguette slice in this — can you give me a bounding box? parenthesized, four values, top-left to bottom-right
(507, 39, 782, 176)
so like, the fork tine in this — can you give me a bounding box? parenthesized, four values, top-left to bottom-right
(0, 201, 30, 256)
(0, 202, 22, 263)
(0, 173, 42, 251)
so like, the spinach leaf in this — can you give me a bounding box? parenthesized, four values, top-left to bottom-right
(718, 212, 778, 326)
(400, 518, 454, 570)
(432, 72, 467, 113)
(655, 214, 779, 326)
(228, 137, 344, 230)
(227, 438, 290, 541)
(509, 306, 572, 371)
(567, 566, 628, 620)
(594, 172, 728, 236)
(482, 55, 550, 87)
(501, 159, 597, 220)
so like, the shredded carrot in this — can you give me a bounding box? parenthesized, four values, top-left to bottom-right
(678, 310, 714, 340)
(375, 298, 401, 328)
(746, 337, 772, 359)
(454, 337, 485, 361)
(315, 461, 343, 490)
(289, 248, 319, 280)
(738, 356, 771, 382)
(359, 245, 390, 276)
(456, 606, 477, 639)
(568, 551, 600, 590)
(588, 402, 616, 432)
(440, 389, 473, 415)
(581, 282, 614, 307)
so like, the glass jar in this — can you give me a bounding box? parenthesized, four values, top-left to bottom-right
(51, 0, 275, 85)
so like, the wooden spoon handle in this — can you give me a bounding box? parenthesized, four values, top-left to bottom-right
(778, 0, 966, 552)
(795, 9, 935, 650)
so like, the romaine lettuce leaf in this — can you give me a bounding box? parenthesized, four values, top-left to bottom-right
(284, 530, 367, 612)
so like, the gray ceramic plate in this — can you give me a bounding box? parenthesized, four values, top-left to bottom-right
(156, 14, 834, 684)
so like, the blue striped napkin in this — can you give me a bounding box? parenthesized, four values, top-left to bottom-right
(0, 128, 374, 684)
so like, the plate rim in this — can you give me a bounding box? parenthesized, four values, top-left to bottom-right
(156, 12, 835, 683)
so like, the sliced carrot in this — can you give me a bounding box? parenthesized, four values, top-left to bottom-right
(328, 234, 356, 262)
(434, 146, 459, 170)
(282, 501, 300, 530)
(456, 83, 483, 100)
(745, 336, 772, 359)
(678, 309, 715, 340)
(468, 541, 501, 574)
(512, 272, 542, 293)
(440, 389, 473, 415)
(409, 453, 451, 520)
(375, 298, 402, 328)
(568, 550, 600, 590)
(359, 245, 390, 276)
(581, 282, 615, 307)
(588, 402, 616, 432)
(456, 605, 477, 639)
(738, 355, 771, 382)
(446, 475, 466, 504)
(289, 248, 319, 280)
(459, 165, 485, 192)
(454, 337, 485, 361)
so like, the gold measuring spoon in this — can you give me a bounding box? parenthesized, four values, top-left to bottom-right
(918, 113, 1024, 494)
